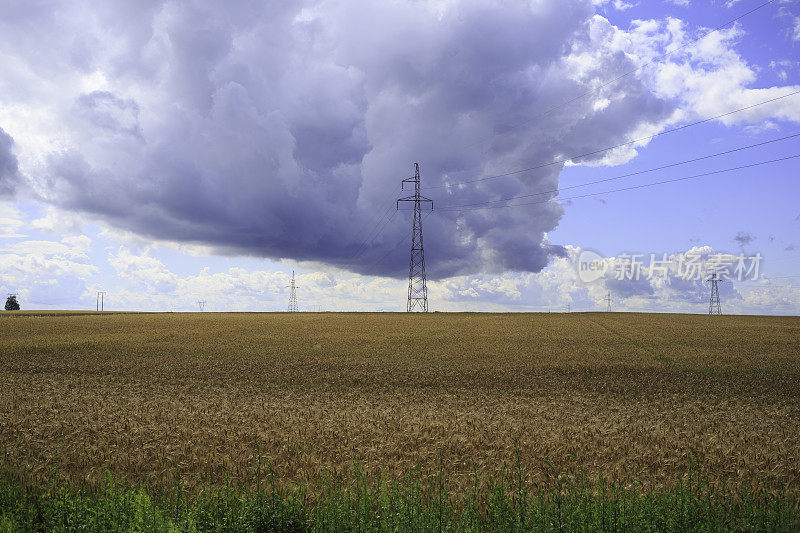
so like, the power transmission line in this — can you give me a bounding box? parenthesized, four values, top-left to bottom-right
(397, 163, 433, 312)
(348, 156, 798, 291)
(363, 232, 408, 274)
(438, 132, 800, 210)
(428, 89, 800, 190)
(332, 4, 784, 281)
(96, 291, 106, 312)
(348, 209, 399, 265)
(605, 292, 612, 312)
(343, 184, 402, 266)
(341, 89, 798, 274)
(361, 210, 434, 275)
(708, 271, 722, 315)
(287, 271, 299, 312)
(436, 153, 800, 212)
(464, 0, 777, 149)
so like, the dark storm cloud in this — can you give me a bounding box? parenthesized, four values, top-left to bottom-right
(2, 0, 673, 278)
(0, 127, 19, 196)
(74, 91, 143, 139)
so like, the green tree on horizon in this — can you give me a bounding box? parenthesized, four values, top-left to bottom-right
(5, 294, 20, 310)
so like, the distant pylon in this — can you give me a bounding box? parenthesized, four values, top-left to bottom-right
(397, 163, 433, 312)
(197, 300, 206, 312)
(708, 271, 722, 315)
(605, 291, 612, 312)
(287, 270, 299, 312)
(96, 291, 106, 311)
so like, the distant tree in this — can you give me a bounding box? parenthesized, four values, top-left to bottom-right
(4, 295, 19, 311)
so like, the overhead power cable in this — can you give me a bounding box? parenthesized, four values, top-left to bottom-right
(436, 153, 800, 212)
(348, 209, 399, 265)
(428, 89, 800, 190)
(438, 132, 800, 210)
(343, 184, 401, 266)
(362, 211, 434, 274)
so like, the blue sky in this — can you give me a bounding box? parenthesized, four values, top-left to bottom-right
(0, 0, 798, 313)
(562, 0, 800, 265)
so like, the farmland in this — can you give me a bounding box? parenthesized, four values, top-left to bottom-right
(2, 310, 798, 504)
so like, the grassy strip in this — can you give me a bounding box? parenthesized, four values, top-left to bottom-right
(1, 464, 798, 532)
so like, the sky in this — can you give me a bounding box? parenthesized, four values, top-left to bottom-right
(0, 0, 798, 313)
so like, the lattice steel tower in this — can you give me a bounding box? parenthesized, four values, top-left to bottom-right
(397, 163, 433, 312)
(287, 270, 299, 312)
(708, 271, 722, 315)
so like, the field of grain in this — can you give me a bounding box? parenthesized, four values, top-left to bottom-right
(1, 311, 798, 497)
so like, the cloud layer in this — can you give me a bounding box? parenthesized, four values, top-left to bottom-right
(6, 236, 795, 315)
(0, 0, 676, 278)
(0, 1, 796, 279)
(0, 127, 19, 196)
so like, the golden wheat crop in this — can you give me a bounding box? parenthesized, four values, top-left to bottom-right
(1, 311, 798, 496)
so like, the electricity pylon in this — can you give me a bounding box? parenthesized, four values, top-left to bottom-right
(96, 291, 106, 311)
(605, 291, 612, 312)
(397, 163, 433, 312)
(197, 300, 206, 312)
(708, 271, 722, 315)
(287, 270, 299, 312)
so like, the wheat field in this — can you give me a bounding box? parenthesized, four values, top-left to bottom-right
(1, 311, 798, 497)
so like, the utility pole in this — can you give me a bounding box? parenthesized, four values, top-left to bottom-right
(708, 271, 722, 315)
(197, 300, 206, 312)
(96, 291, 106, 311)
(605, 291, 612, 312)
(397, 163, 433, 312)
(287, 270, 299, 312)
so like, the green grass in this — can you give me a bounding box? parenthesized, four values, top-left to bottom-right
(1, 463, 797, 532)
